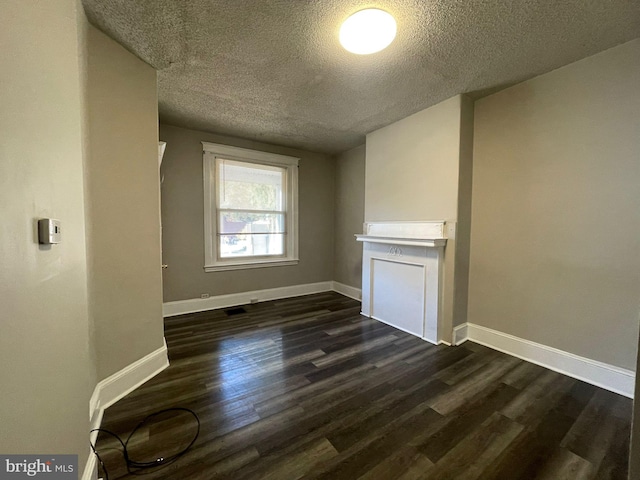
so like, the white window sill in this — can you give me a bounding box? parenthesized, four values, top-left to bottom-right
(204, 258, 299, 272)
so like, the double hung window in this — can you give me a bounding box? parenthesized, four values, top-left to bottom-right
(203, 142, 299, 271)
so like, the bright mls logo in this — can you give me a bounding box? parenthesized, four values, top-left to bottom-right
(0, 456, 77, 479)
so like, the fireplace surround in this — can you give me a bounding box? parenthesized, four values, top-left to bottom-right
(356, 222, 447, 344)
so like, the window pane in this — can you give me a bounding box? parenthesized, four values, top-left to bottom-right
(219, 234, 285, 258)
(219, 212, 285, 234)
(217, 159, 285, 211)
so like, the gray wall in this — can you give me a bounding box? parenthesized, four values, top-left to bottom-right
(0, 0, 92, 460)
(0, 3, 166, 471)
(160, 124, 335, 302)
(364, 96, 462, 222)
(85, 26, 165, 380)
(365, 95, 473, 342)
(468, 39, 640, 370)
(453, 95, 475, 328)
(333, 145, 366, 289)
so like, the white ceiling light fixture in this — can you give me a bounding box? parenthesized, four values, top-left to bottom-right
(339, 8, 397, 55)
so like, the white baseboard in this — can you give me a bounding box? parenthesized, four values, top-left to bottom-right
(85, 339, 169, 479)
(331, 281, 362, 301)
(462, 323, 635, 398)
(90, 339, 169, 416)
(163, 281, 333, 317)
(163, 281, 364, 317)
(452, 323, 468, 346)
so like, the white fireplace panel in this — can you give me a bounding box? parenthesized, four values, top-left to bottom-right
(371, 259, 425, 337)
(358, 223, 445, 344)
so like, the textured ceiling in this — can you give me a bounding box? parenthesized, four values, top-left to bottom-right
(82, 1, 640, 154)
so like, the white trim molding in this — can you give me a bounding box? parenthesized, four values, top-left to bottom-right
(86, 340, 170, 479)
(452, 323, 468, 346)
(363, 221, 446, 239)
(356, 221, 447, 249)
(163, 281, 363, 317)
(90, 340, 169, 416)
(457, 323, 635, 398)
(355, 235, 446, 248)
(202, 142, 300, 272)
(158, 141, 167, 167)
(331, 281, 362, 301)
(204, 258, 298, 273)
(163, 282, 333, 317)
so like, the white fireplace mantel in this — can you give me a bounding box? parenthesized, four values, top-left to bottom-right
(356, 222, 447, 344)
(355, 236, 446, 248)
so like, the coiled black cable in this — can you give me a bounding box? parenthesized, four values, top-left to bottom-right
(90, 407, 200, 479)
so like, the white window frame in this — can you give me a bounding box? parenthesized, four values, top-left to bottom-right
(203, 142, 299, 272)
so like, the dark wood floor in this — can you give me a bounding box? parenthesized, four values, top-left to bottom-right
(96, 292, 632, 479)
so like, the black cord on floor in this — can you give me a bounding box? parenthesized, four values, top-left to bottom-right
(90, 407, 200, 480)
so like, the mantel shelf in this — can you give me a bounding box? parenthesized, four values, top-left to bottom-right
(355, 235, 447, 248)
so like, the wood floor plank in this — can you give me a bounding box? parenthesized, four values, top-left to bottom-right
(476, 407, 578, 479)
(95, 292, 632, 480)
(356, 445, 434, 480)
(595, 414, 632, 480)
(234, 437, 339, 480)
(428, 354, 520, 415)
(561, 390, 626, 471)
(416, 382, 520, 463)
(425, 412, 524, 479)
(309, 408, 445, 480)
(534, 447, 595, 480)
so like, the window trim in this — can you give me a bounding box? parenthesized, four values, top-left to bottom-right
(202, 142, 299, 272)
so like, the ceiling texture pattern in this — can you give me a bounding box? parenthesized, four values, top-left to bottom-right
(82, 0, 640, 154)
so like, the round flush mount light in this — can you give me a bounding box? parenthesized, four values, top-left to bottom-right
(339, 8, 397, 55)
